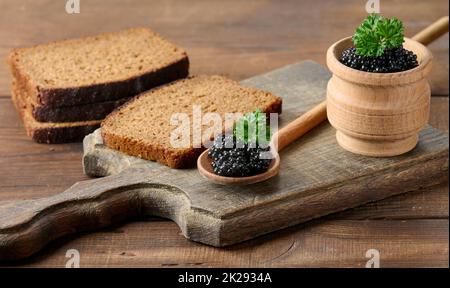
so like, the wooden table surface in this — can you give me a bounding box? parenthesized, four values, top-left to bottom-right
(0, 0, 448, 267)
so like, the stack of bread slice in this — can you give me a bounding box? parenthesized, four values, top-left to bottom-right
(8, 28, 189, 143)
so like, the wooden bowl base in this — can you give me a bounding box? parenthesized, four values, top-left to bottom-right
(336, 131, 419, 157)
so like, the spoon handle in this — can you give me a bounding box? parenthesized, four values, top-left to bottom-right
(273, 100, 327, 152)
(412, 16, 449, 46)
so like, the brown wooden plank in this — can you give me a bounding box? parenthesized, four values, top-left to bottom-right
(430, 97, 449, 133)
(330, 182, 448, 220)
(5, 219, 447, 268)
(0, 0, 447, 97)
(0, 97, 89, 199)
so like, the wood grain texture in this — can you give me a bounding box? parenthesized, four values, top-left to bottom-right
(4, 219, 448, 268)
(412, 16, 449, 45)
(0, 0, 448, 97)
(0, 0, 448, 267)
(1, 61, 447, 261)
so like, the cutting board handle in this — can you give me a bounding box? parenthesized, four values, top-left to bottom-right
(0, 166, 164, 261)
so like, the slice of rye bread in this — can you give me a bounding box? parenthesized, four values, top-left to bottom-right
(13, 74, 130, 122)
(8, 27, 189, 108)
(101, 75, 283, 168)
(11, 81, 100, 144)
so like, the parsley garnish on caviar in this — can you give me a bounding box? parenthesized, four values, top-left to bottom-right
(340, 14, 419, 73)
(208, 109, 272, 177)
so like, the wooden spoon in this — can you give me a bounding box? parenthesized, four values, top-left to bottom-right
(198, 16, 450, 185)
(197, 101, 327, 185)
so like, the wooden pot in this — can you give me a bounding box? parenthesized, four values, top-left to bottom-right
(326, 37, 433, 157)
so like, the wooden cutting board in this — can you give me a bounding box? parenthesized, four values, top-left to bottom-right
(0, 61, 448, 261)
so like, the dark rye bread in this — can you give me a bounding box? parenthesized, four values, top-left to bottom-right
(11, 77, 129, 122)
(8, 27, 189, 108)
(30, 95, 130, 122)
(11, 82, 100, 144)
(101, 75, 282, 168)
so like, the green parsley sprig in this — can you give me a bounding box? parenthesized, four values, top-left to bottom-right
(233, 109, 271, 145)
(352, 14, 405, 57)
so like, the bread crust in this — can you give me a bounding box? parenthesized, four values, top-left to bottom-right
(11, 81, 101, 144)
(29, 124, 100, 144)
(9, 53, 189, 107)
(39, 57, 189, 107)
(30, 97, 130, 122)
(12, 76, 130, 122)
(101, 132, 202, 169)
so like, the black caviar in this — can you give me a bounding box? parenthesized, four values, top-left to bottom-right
(208, 135, 272, 177)
(340, 46, 419, 73)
